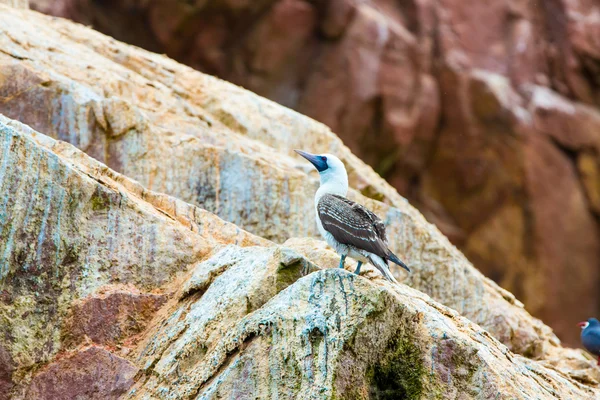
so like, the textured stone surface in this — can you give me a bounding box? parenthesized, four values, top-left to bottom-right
(0, 345, 14, 400)
(0, 0, 27, 8)
(63, 289, 168, 348)
(0, 77, 597, 400)
(26, 346, 137, 400)
(0, 115, 266, 397)
(129, 246, 600, 399)
(28, 0, 600, 346)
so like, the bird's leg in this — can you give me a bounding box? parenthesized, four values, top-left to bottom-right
(597, 356, 600, 366)
(338, 255, 346, 269)
(354, 261, 363, 275)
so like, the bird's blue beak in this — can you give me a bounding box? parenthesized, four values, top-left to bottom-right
(294, 150, 328, 172)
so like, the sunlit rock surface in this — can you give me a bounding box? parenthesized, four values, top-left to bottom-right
(129, 248, 599, 399)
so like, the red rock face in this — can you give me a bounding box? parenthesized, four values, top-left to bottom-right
(26, 346, 138, 400)
(28, 0, 600, 345)
(0, 345, 14, 400)
(63, 290, 168, 348)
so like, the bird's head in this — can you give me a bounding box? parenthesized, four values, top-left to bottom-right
(578, 318, 600, 330)
(294, 150, 344, 173)
(295, 150, 348, 194)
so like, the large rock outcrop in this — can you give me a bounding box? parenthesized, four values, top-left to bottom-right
(0, 4, 560, 359)
(1, 4, 600, 398)
(0, 114, 267, 398)
(0, 114, 598, 399)
(28, 0, 600, 346)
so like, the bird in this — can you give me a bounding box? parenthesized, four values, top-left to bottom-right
(579, 318, 600, 366)
(295, 149, 410, 284)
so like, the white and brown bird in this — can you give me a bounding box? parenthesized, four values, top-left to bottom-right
(295, 150, 410, 284)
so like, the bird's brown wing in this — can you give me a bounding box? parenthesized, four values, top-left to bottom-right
(317, 194, 389, 259)
(350, 202, 388, 244)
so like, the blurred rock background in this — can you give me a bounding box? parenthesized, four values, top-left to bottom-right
(26, 0, 600, 346)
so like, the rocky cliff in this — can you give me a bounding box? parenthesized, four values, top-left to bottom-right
(0, 4, 600, 399)
(28, 0, 600, 346)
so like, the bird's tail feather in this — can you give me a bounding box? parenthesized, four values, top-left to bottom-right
(369, 255, 400, 285)
(387, 251, 410, 272)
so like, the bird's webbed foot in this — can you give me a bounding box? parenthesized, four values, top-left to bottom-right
(354, 261, 363, 275)
(338, 255, 346, 269)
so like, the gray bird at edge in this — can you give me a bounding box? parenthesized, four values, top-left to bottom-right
(295, 150, 410, 284)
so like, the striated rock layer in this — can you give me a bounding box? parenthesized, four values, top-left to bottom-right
(28, 0, 600, 346)
(0, 114, 267, 399)
(0, 114, 598, 399)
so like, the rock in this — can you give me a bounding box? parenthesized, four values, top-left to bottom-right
(1, 5, 600, 398)
(524, 133, 600, 339)
(0, 345, 14, 400)
(27, 0, 600, 347)
(420, 67, 600, 345)
(0, 0, 27, 8)
(0, 98, 597, 400)
(62, 289, 168, 348)
(0, 5, 565, 355)
(578, 150, 600, 215)
(130, 248, 599, 399)
(26, 346, 137, 400)
(0, 115, 265, 397)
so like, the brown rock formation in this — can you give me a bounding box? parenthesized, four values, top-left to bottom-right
(26, 347, 138, 400)
(28, 0, 600, 347)
(63, 290, 168, 348)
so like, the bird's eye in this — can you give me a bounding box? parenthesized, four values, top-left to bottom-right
(321, 156, 327, 162)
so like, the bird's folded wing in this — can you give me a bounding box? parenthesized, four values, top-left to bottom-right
(318, 194, 389, 259)
(350, 202, 388, 244)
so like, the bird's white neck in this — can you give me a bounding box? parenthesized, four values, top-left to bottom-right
(315, 167, 348, 202)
